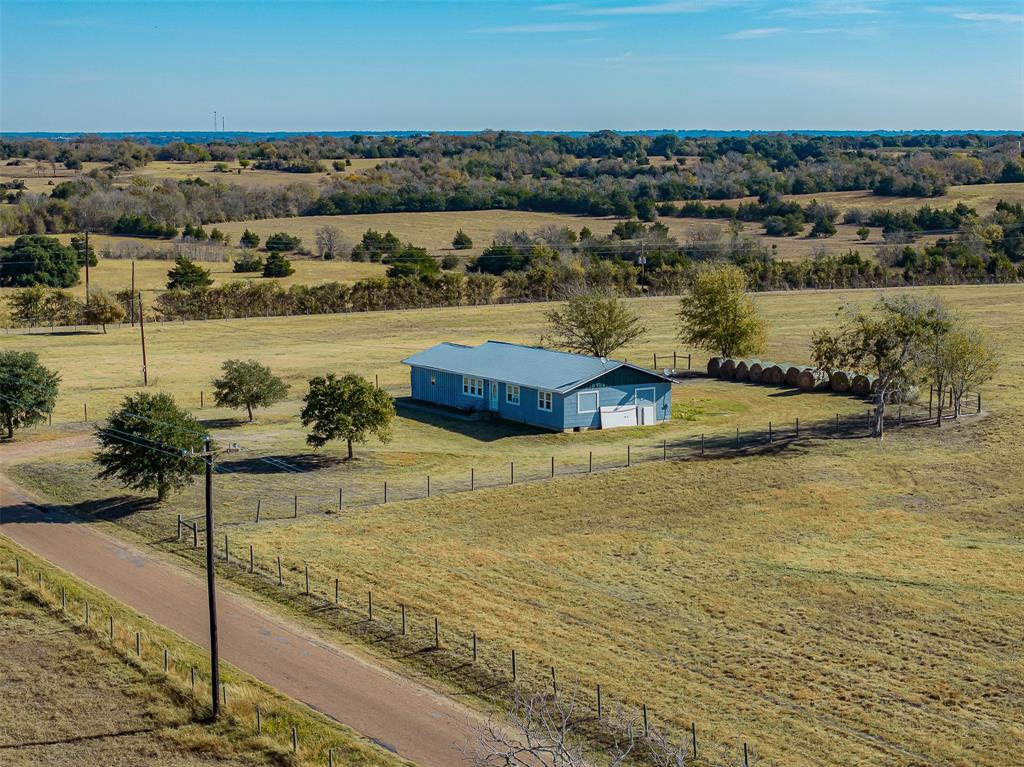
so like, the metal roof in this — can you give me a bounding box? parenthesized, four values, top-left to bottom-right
(402, 341, 669, 394)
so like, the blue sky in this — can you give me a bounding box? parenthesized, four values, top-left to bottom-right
(2, 1, 1021, 131)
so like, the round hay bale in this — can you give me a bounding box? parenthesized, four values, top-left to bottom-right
(734, 358, 759, 382)
(718, 358, 737, 380)
(748, 361, 768, 383)
(784, 364, 811, 388)
(829, 370, 851, 393)
(764, 363, 788, 386)
(797, 368, 830, 392)
(851, 373, 877, 397)
(707, 356, 723, 377)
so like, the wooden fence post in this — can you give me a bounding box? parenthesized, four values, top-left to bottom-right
(304, 565, 310, 596)
(191, 666, 196, 689)
(470, 468, 475, 490)
(427, 475, 431, 497)
(384, 482, 388, 503)
(109, 615, 114, 640)
(796, 417, 800, 437)
(550, 666, 557, 696)
(735, 428, 740, 448)
(256, 706, 262, 734)
(550, 456, 555, 478)
(249, 545, 254, 573)
(224, 534, 229, 562)
(163, 647, 169, 673)
(434, 617, 440, 649)
(836, 413, 840, 433)
(627, 445, 631, 467)
(663, 439, 667, 460)
(472, 632, 477, 662)
(643, 703, 649, 737)
(368, 591, 373, 621)
(277, 556, 283, 586)
(687, 353, 692, 370)
(135, 632, 141, 656)
(589, 451, 593, 473)
(338, 487, 343, 511)
(700, 433, 705, 455)
(293, 495, 298, 518)
(691, 722, 697, 758)
(61, 585, 66, 610)
(511, 649, 517, 682)
(401, 604, 406, 635)
(510, 462, 514, 485)
(597, 684, 602, 719)
(255, 499, 261, 523)
(291, 726, 298, 754)
(768, 421, 773, 443)
(334, 578, 339, 605)
(84, 600, 90, 624)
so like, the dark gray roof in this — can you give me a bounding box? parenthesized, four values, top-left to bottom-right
(402, 341, 669, 394)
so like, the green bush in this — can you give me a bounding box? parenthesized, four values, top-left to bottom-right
(263, 252, 295, 278)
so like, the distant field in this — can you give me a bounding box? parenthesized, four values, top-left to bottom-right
(0, 250, 387, 303)
(5, 283, 1021, 767)
(0, 538, 406, 767)
(782, 182, 1024, 216)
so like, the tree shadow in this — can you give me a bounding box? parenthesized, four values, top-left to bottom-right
(1, 494, 156, 525)
(220, 453, 348, 475)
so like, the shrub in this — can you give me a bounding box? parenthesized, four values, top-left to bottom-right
(233, 255, 264, 273)
(265, 232, 302, 252)
(0, 235, 79, 288)
(239, 229, 260, 248)
(263, 252, 295, 278)
(451, 229, 473, 250)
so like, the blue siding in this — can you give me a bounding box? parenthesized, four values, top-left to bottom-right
(409, 363, 672, 431)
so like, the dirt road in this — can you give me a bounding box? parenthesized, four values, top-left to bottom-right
(0, 436, 479, 767)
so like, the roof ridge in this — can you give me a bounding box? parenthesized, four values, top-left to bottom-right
(483, 340, 622, 364)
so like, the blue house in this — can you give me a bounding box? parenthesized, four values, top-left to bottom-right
(402, 341, 673, 432)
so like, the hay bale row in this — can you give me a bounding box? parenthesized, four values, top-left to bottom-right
(706, 356, 877, 399)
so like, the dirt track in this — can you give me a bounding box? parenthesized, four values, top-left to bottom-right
(0, 435, 478, 766)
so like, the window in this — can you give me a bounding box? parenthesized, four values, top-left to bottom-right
(577, 390, 599, 413)
(506, 384, 520, 405)
(538, 390, 553, 411)
(462, 375, 483, 398)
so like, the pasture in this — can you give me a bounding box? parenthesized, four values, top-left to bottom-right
(3, 284, 1022, 767)
(0, 537, 406, 767)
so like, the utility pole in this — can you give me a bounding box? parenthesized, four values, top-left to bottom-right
(221, 115, 225, 132)
(83, 231, 90, 306)
(138, 292, 148, 385)
(188, 438, 239, 719)
(213, 110, 217, 132)
(637, 240, 647, 293)
(130, 261, 136, 327)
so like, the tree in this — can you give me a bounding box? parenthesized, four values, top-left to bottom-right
(383, 245, 439, 279)
(543, 289, 647, 358)
(239, 229, 261, 249)
(264, 232, 302, 252)
(70, 235, 98, 266)
(300, 373, 394, 459)
(0, 235, 79, 288)
(811, 294, 951, 438)
(810, 217, 837, 238)
(856, 226, 871, 241)
(0, 351, 60, 439)
(82, 288, 126, 333)
(262, 252, 295, 278)
(212, 359, 289, 422)
(452, 229, 473, 250)
(936, 324, 1000, 420)
(94, 392, 205, 501)
(232, 254, 264, 273)
(167, 256, 213, 290)
(677, 263, 767, 359)
(315, 226, 348, 260)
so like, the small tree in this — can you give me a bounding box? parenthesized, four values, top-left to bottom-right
(543, 289, 647, 358)
(300, 373, 394, 459)
(212, 359, 289, 422)
(939, 325, 1000, 419)
(677, 263, 767, 358)
(265, 232, 302, 252)
(94, 393, 205, 501)
(239, 229, 261, 248)
(810, 217, 837, 238)
(0, 351, 60, 439)
(811, 294, 951, 438)
(262, 252, 295, 278)
(315, 226, 348, 260)
(166, 256, 213, 290)
(452, 229, 473, 250)
(82, 289, 127, 333)
(856, 226, 871, 241)
(232, 254, 264, 273)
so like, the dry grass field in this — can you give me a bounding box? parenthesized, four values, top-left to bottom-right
(3, 284, 1022, 766)
(781, 182, 1024, 217)
(0, 537, 407, 767)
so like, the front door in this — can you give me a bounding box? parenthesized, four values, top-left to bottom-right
(489, 381, 499, 411)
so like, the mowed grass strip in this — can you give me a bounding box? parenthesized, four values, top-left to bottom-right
(0, 535, 412, 767)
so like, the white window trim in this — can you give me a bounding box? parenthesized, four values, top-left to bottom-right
(506, 384, 520, 405)
(538, 389, 553, 412)
(634, 387, 656, 406)
(463, 375, 483, 398)
(577, 390, 599, 414)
